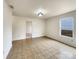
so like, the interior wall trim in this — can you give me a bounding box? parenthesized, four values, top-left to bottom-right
(44, 36, 76, 48)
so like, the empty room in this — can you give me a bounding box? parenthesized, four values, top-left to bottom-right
(3, 0, 76, 59)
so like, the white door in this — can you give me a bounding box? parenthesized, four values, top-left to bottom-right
(26, 21, 32, 38)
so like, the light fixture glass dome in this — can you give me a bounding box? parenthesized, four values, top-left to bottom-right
(34, 8, 47, 17)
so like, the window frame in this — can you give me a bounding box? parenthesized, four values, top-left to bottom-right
(59, 16, 74, 38)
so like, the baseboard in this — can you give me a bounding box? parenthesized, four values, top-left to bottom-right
(4, 45, 12, 59)
(32, 35, 45, 38)
(12, 36, 45, 42)
(6, 47, 13, 59)
(12, 36, 75, 48)
(44, 36, 76, 48)
(32, 36, 45, 39)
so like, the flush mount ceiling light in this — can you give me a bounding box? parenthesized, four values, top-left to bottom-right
(34, 8, 47, 17)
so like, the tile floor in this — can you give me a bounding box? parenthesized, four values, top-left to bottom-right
(7, 37, 76, 59)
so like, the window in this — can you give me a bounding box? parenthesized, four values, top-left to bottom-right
(60, 17, 73, 37)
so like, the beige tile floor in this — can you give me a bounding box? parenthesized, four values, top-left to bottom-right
(7, 37, 76, 59)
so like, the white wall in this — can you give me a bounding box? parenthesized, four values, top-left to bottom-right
(46, 11, 76, 47)
(13, 16, 45, 40)
(3, 1, 13, 59)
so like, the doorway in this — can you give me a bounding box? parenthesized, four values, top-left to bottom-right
(26, 21, 32, 39)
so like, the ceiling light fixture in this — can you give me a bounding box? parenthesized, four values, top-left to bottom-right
(34, 8, 47, 17)
(37, 12, 44, 16)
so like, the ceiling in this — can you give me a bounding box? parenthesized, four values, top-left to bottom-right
(6, 0, 76, 19)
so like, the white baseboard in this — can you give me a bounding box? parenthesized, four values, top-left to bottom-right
(13, 35, 45, 41)
(4, 44, 12, 59)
